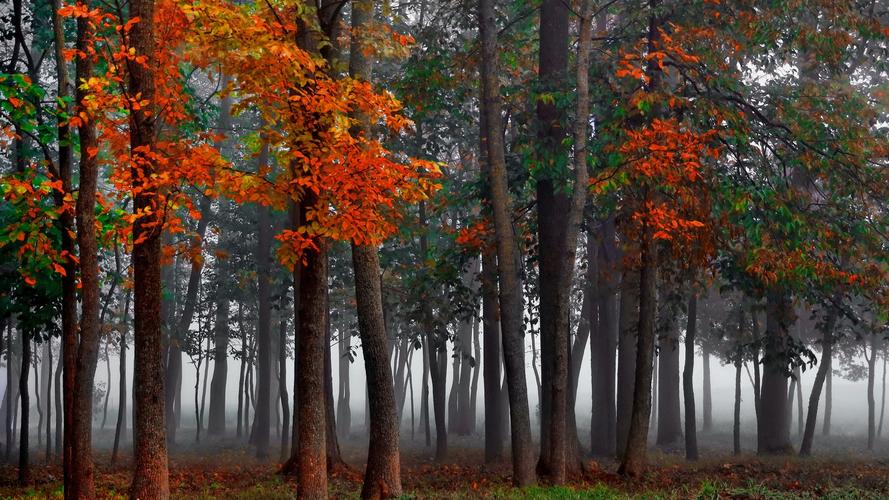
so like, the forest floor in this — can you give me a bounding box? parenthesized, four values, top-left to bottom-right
(3, 431, 889, 498)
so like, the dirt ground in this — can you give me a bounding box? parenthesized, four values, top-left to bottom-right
(3, 430, 889, 498)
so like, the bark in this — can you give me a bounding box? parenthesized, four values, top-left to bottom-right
(71, 7, 102, 491)
(795, 366, 804, 437)
(879, 350, 886, 438)
(18, 329, 29, 485)
(336, 328, 351, 440)
(656, 284, 682, 447)
(44, 342, 51, 461)
(479, 0, 536, 483)
(129, 0, 171, 493)
(733, 348, 742, 456)
(868, 334, 878, 451)
(823, 365, 832, 436)
(481, 250, 504, 462)
(757, 288, 794, 455)
(207, 287, 229, 436)
(351, 241, 402, 498)
(616, 269, 639, 456)
(237, 312, 247, 439)
(469, 320, 481, 435)
(799, 310, 836, 456)
(683, 294, 698, 461)
(702, 347, 712, 432)
(279, 297, 291, 461)
(590, 217, 617, 457)
(534, 0, 572, 478)
(255, 201, 273, 458)
(295, 197, 329, 498)
(112, 290, 131, 465)
(324, 316, 344, 468)
(50, 0, 78, 483)
(617, 213, 657, 477)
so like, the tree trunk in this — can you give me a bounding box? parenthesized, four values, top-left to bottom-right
(50, 0, 79, 484)
(868, 334, 878, 451)
(795, 365, 804, 437)
(800, 310, 836, 456)
(481, 249, 504, 462)
(702, 347, 712, 432)
(336, 328, 351, 440)
(590, 218, 618, 457)
(237, 318, 246, 439)
(18, 329, 29, 485)
(733, 348, 742, 456)
(255, 202, 273, 458)
(295, 200, 329, 498)
(823, 364, 832, 436)
(112, 290, 131, 465)
(324, 315, 344, 469)
(479, 0, 535, 484)
(44, 342, 51, 461)
(878, 349, 886, 438)
(279, 296, 291, 461)
(351, 240, 402, 499)
(208, 288, 229, 436)
(128, 0, 171, 492)
(71, 8, 102, 491)
(656, 284, 682, 447)
(617, 214, 657, 477)
(683, 294, 698, 461)
(616, 269, 639, 456)
(757, 288, 794, 455)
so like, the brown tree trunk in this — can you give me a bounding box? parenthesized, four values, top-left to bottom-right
(324, 315, 344, 469)
(207, 284, 229, 436)
(702, 347, 712, 432)
(757, 288, 794, 455)
(800, 310, 836, 456)
(481, 249, 504, 462)
(617, 211, 657, 477)
(295, 197, 329, 498)
(656, 283, 682, 447)
(590, 218, 618, 457)
(128, 0, 171, 493)
(479, 0, 535, 484)
(616, 269, 639, 456)
(352, 242, 402, 499)
(683, 294, 698, 460)
(70, 8, 102, 491)
(255, 202, 273, 458)
(733, 348, 742, 455)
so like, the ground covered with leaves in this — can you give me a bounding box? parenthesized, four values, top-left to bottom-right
(4, 435, 889, 498)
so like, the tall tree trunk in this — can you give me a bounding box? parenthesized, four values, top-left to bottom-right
(757, 288, 794, 455)
(129, 0, 171, 493)
(795, 365, 804, 437)
(617, 209, 657, 477)
(71, 7, 102, 491)
(18, 330, 29, 485)
(702, 346, 712, 432)
(823, 364, 832, 436)
(351, 237, 402, 498)
(207, 288, 229, 436)
(868, 334, 878, 451)
(44, 342, 51, 461)
(481, 246, 504, 462)
(279, 295, 291, 461)
(237, 318, 246, 439)
(733, 347, 742, 455)
(656, 283, 682, 447)
(295, 198, 329, 498)
(255, 202, 273, 458)
(112, 290, 131, 465)
(590, 218, 618, 457)
(479, 0, 535, 483)
(616, 269, 639, 456)
(878, 349, 886, 438)
(534, 0, 571, 478)
(101, 344, 111, 431)
(6, 325, 15, 464)
(683, 294, 698, 461)
(800, 310, 836, 456)
(50, 0, 78, 484)
(336, 328, 351, 440)
(324, 315, 344, 469)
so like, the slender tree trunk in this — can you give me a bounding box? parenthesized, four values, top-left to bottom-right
(45, 342, 51, 461)
(255, 202, 273, 458)
(112, 290, 131, 465)
(616, 269, 639, 456)
(702, 347, 712, 432)
(208, 289, 229, 436)
(795, 365, 804, 437)
(129, 0, 171, 492)
(879, 349, 886, 438)
(101, 343, 111, 431)
(479, 0, 535, 483)
(823, 364, 832, 436)
(18, 330, 29, 484)
(71, 8, 102, 491)
(324, 315, 344, 469)
(590, 218, 617, 457)
(800, 310, 836, 456)
(656, 284, 682, 447)
(50, 0, 78, 485)
(237, 320, 246, 439)
(279, 297, 291, 461)
(868, 334, 878, 451)
(683, 294, 698, 461)
(733, 347, 742, 456)
(336, 328, 351, 440)
(617, 209, 657, 477)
